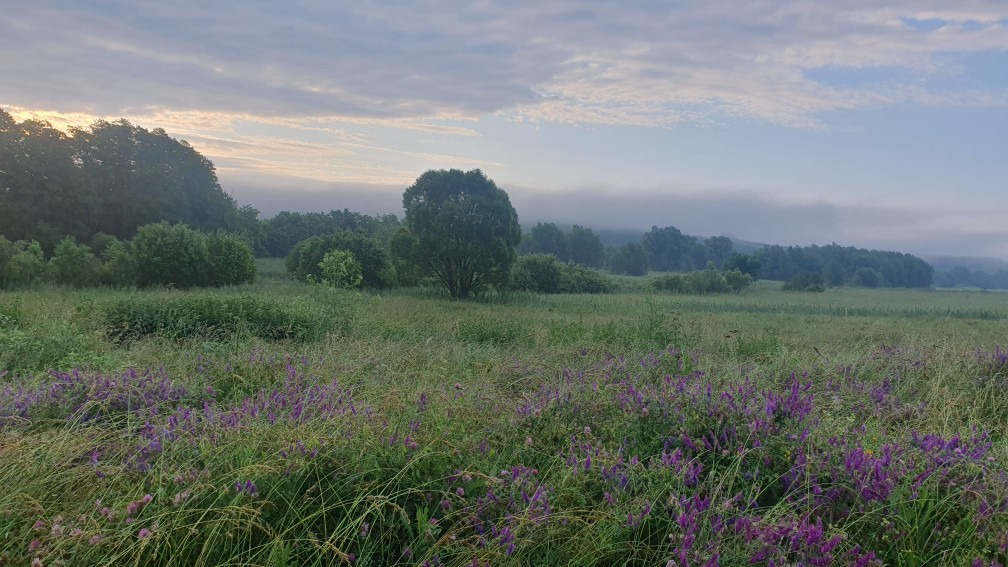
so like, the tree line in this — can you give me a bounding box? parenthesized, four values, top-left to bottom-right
(1, 109, 939, 293)
(0, 109, 258, 254)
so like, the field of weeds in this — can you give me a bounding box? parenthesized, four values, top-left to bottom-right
(2, 266, 1007, 566)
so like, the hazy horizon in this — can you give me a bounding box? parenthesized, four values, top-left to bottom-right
(3, 2, 1007, 259)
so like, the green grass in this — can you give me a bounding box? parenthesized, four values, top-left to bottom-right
(2, 271, 1008, 565)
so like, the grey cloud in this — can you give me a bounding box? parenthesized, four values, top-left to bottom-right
(3, 1, 1008, 126)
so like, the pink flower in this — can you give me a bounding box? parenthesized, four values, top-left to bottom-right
(29, 539, 42, 551)
(32, 520, 45, 531)
(138, 528, 151, 539)
(31, 558, 43, 567)
(525, 436, 534, 447)
(89, 534, 102, 546)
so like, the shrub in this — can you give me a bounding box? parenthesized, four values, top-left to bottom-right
(558, 261, 615, 293)
(510, 254, 561, 293)
(0, 238, 46, 289)
(88, 232, 118, 256)
(652, 268, 752, 294)
(207, 232, 257, 286)
(782, 272, 826, 292)
(724, 269, 754, 293)
(102, 294, 332, 343)
(130, 222, 210, 288)
(100, 239, 136, 286)
(651, 273, 691, 293)
(48, 237, 102, 288)
(687, 265, 731, 294)
(316, 250, 363, 289)
(287, 232, 396, 288)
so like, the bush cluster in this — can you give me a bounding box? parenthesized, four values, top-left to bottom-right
(651, 267, 753, 294)
(102, 294, 331, 343)
(286, 231, 396, 288)
(782, 272, 826, 292)
(0, 224, 257, 290)
(510, 254, 615, 294)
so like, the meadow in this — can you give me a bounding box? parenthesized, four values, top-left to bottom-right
(1, 260, 1006, 566)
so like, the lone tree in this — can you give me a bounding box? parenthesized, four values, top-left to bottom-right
(402, 169, 521, 298)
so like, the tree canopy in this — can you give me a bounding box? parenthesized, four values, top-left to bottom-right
(0, 109, 253, 252)
(402, 169, 521, 298)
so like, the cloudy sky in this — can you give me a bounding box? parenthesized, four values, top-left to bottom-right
(3, 1, 1007, 258)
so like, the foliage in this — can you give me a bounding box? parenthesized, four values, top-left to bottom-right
(607, 242, 648, 275)
(567, 224, 605, 267)
(642, 225, 706, 272)
(99, 239, 136, 287)
(101, 294, 334, 343)
(935, 266, 1008, 290)
(315, 250, 363, 289)
(206, 233, 257, 287)
(756, 243, 931, 288)
(130, 222, 210, 289)
(725, 252, 762, 279)
(651, 272, 691, 293)
(0, 109, 249, 248)
(48, 236, 102, 288)
(558, 261, 615, 293)
(782, 272, 826, 292)
(518, 222, 569, 260)
(723, 269, 754, 293)
(0, 237, 47, 289)
(402, 169, 521, 299)
(510, 253, 562, 293)
(704, 235, 734, 268)
(261, 209, 402, 258)
(286, 231, 395, 288)
(652, 267, 753, 294)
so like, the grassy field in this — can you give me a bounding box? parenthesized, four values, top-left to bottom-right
(1, 261, 1006, 565)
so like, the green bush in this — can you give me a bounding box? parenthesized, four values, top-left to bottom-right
(100, 239, 136, 286)
(87, 232, 118, 256)
(724, 269, 754, 293)
(687, 266, 731, 294)
(130, 222, 211, 288)
(101, 294, 333, 343)
(558, 261, 615, 293)
(652, 267, 752, 294)
(207, 232, 257, 286)
(0, 237, 46, 289)
(510, 254, 561, 293)
(651, 272, 691, 293)
(48, 237, 102, 288)
(316, 249, 363, 289)
(782, 272, 826, 292)
(286, 232, 396, 288)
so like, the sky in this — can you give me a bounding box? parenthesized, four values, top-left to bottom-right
(2, 1, 1007, 259)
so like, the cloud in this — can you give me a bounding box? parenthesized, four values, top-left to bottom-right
(2, 1, 1007, 128)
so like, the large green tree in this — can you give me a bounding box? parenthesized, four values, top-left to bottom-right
(402, 169, 521, 299)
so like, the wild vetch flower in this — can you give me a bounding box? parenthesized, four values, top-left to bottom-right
(236, 480, 258, 496)
(138, 528, 151, 539)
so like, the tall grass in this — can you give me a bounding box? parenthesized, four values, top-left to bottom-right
(2, 279, 1008, 565)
